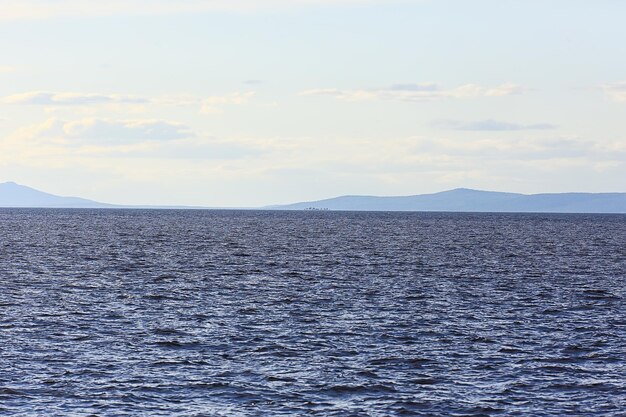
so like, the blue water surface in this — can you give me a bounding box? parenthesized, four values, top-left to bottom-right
(0, 210, 624, 416)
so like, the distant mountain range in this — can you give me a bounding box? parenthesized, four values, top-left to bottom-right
(0, 182, 204, 209)
(267, 188, 626, 213)
(1, 182, 625, 213)
(0, 182, 115, 208)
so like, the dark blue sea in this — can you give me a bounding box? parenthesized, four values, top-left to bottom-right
(1, 209, 624, 416)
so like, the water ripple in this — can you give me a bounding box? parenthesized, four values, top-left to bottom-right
(0, 209, 624, 416)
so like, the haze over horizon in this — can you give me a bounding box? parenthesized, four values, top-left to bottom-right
(1, 0, 625, 206)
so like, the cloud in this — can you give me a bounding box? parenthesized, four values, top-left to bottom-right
(4, 123, 622, 206)
(100, 139, 264, 160)
(0, 0, 386, 20)
(30, 118, 193, 143)
(201, 92, 255, 114)
(410, 136, 625, 162)
(0, 66, 19, 73)
(601, 82, 626, 102)
(432, 119, 556, 131)
(4, 91, 148, 106)
(300, 83, 526, 102)
(484, 83, 527, 96)
(388, 83, 439, 92)
(4, 90, 257, 114)
(7, 118, 275, 166)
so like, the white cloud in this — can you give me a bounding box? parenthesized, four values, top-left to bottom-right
(4, 124, 623, 205)
(0, 66, 19, 73)
(200, 92, 255, 114)
(0, 0, 386, 20)
(485, 83, 528, 96)
(410, 136, 625, 161)
(4, 91, 148, 106)
(300, 83, 526, 102)
(601, 82, 626, 102)
(97, 138, 264, 160)
(432, 119, 556, 131)
(25, 118, 193, 143)
(4, 90, 257, 115)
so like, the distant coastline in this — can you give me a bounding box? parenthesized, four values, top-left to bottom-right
(266, 188, 626, 214)
(1, 182, 625, 213)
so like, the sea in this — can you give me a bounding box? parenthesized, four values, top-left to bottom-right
(0, 209, 624, 416)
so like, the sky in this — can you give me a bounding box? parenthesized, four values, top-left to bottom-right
(0, 0, 625, 206)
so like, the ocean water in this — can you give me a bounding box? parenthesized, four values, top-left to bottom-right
(0, 209, 624, 416)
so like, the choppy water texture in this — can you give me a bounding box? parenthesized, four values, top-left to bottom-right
(1, 210, 625, 416)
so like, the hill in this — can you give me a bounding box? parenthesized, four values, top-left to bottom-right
(0, 182, 115, 208)
(268, 188, 626, 213)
